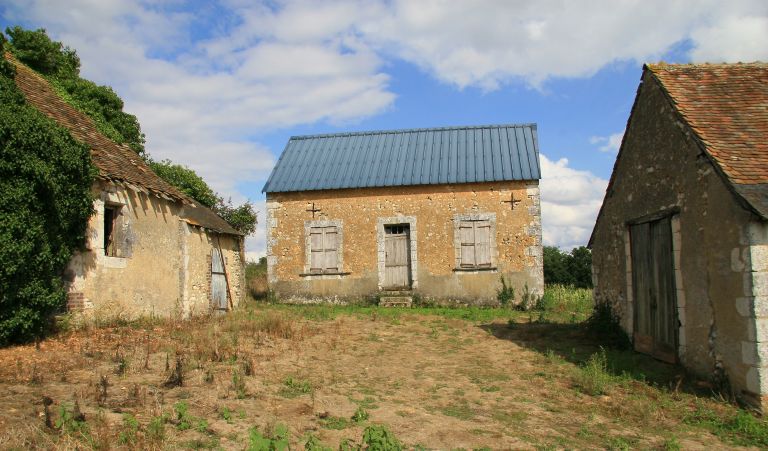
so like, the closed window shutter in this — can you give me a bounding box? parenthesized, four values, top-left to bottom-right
(310, 228, 324, 272)
(324, 227, 338, 271)
(475, 220, 491, 266)
(459, 222, 475, 267)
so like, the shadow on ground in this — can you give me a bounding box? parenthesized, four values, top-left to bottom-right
(478, 320, 709, 395)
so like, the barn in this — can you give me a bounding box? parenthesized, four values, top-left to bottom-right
(10, 55, 246, 318)
(263, 124, 543, 305)
(590, 63, 768, 406)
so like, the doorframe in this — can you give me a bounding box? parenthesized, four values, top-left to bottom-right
(377, 216, 418, 290)
(625, 212, 685, 363)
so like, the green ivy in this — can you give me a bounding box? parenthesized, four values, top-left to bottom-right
(0, 37, 96, 344)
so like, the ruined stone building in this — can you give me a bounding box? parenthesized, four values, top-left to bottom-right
(263, 124, 543, 305)
(11, 56, 245, 318)
(590, 63, 768, 406)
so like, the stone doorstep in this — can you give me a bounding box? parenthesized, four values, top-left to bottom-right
(379, 291, 413, 307)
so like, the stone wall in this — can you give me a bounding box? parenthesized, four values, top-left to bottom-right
(591, 70, 765, 405)
(65, 180, 244, 318)
(266, 181, 542, 304)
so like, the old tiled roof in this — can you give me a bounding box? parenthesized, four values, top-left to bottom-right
(263, 124, 540, 193)
(7, 53, 242, 236)
(648, 62, 768, 218)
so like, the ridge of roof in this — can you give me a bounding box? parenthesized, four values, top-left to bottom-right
(646, 61, 768, 71)
(6, 52, 243, 236)
(288, 123, 537, 141)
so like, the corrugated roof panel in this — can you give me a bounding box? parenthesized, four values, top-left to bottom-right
(262, 124, 541, 193)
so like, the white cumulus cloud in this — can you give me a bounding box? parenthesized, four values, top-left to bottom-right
(590, 132, 625, 153)
(540, 155, 608, 249)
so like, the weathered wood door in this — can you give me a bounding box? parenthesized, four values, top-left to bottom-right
(211, 247, 228, 310)
(384, 225, 411, 289)
(630, 216, 677, 363)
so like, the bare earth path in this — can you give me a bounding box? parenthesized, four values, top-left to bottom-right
(0, 305, 758, 449)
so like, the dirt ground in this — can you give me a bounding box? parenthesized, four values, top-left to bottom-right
(0, 304, 758, 450)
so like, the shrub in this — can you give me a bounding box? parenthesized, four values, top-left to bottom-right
(575, 347, 613, 396)
(0, 36, 96, 344)
(586, 302, 631, 349)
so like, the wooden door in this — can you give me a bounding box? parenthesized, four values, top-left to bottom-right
(384, 225, 411, 289)
(630, 216, 677, 363)
(211, 247, 228, 310)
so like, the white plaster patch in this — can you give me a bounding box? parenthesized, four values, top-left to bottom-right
(746, 367, 761, 393)
(743, 341, 759, 365)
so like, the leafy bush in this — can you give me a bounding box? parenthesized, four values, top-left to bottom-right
(4, 26, 79, 77)
(0, 37, 96, 344)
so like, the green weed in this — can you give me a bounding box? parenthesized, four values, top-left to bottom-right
(574, 347, 614, 396)
(280, 376, 313, 398)
(362, 424, 402, 450)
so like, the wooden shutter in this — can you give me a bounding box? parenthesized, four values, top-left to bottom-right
(310, 228, 324, 272)
(475, 220, 491, 266)
(459, 222, 475, 267)
(309, 226, 339, 273)
(323, 227, 338, 271)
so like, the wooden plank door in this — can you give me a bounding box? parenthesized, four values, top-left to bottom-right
(384, 225, 411, 289)
(630, 216, 677, 363)
(211, 247, 228, 310)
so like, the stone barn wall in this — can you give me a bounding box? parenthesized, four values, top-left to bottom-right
(591, 71, 766, 404)
(65, 180, 244, 318)
(266, 181, 542, 304)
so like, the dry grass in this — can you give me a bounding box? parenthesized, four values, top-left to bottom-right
(0, 301, 764, 449)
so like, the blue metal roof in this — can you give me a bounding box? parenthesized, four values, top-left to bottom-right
(262, 124, 540, 193)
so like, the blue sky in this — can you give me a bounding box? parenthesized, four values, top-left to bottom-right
(2, 1, 766, 259)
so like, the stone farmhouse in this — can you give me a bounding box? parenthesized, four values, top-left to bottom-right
(590, 63, 768, 407)
(263, 124, 543, 305)
(10, 55, 246, 318)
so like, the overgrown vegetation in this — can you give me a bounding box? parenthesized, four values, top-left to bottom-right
(543, 245, 592, 288)
(5, 26, 146, 154)
(0, 34, 96, 344)
(148, 158, 258, 235)
(3, 298, 768, 449)
(246, 257, 269, 299)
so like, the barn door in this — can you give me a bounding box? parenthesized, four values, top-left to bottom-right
(630, 216, 677, 363)
(211, 247, 229, 311)
(384, 225, 411, 289)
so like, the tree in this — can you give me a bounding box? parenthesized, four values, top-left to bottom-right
(0, 35, 97, 344)
(5, 27, 145, 155)
(543, 245, 593, 288)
